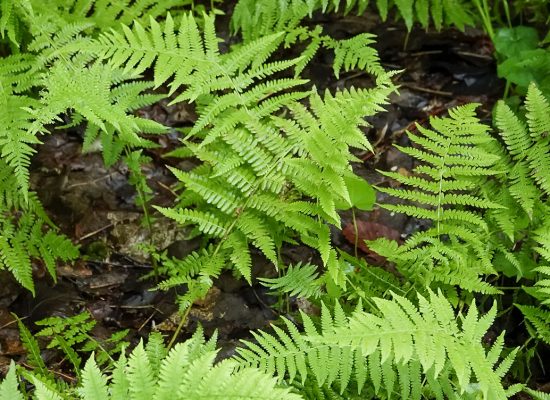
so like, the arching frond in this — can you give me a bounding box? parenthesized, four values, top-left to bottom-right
(235, 292, 516, 399)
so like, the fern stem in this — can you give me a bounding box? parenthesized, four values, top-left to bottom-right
(124, 147, 159, 280)
(436, 138, 452, 236)
(167, 306, 192, 350)
(351, 208, 359, 258)
(84, 333, 115, 364)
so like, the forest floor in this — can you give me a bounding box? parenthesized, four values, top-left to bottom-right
(0, 6, 516, 383)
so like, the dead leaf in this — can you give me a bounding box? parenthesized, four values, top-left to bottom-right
(342, 220, 401, 264)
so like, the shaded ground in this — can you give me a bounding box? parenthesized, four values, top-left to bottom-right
(0, 5, 520, 384)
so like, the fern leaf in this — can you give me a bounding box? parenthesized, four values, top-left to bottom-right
(145, 332, 167, 378)
(110, 352, 130, 399)
(371, 104, 502, 294)
(0, 362, 22, 400)
(236, 291, 512, 398)
(127, 342, 156, 400)
(78, 356, 108, 400)
(153, 342, 192, 400)
(32, 380, 63, 400)
(16, 315, 48, 376)
(259, 263, 323, 298)
(516, 305, 550, 345)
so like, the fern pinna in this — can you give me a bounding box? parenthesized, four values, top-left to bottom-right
(235, 291, 521, 399)
(368, 104, 503, 295)
(89, 12, 396, 309)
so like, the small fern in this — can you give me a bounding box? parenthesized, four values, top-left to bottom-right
(35, 311, 129, 368)
(0, 191, 78, 293)
(369, 104, 503, 294)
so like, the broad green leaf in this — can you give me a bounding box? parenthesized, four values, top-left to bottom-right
(494, 27, 539, 58)
(335, 175, 376, 211)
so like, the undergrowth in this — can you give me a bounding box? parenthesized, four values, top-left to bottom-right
(0, 0, 548, 399)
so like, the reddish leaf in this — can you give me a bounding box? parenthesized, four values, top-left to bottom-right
(343, 221, 401, 264)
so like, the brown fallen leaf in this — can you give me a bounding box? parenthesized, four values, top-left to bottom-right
(342, 220, 401, 265)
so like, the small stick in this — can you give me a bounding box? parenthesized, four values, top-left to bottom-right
(401, 83, 453, 97)
(77, 223, 114, 242)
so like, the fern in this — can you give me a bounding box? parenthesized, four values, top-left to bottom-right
(495, 83, 550, 199)
(90, 12, 395, 309)
(369, 104, 503, 294)
(235, 291, 517, 399)
(0, 86, 40, 198)
(28, 62, 166, 167)
(0, 0, 31, 46)
(0, 361, 23, 400)
(16, 315, 49, 377)
(526, 388, 550, 400)
(259, 263, 324, 298)
(231, 0, 475, 39)
(327, 33, 385, 78)
(35, 311, 129, 367)
(515, 304, 550, 345)
(2, 330, 302, 400)
(0, 195, 78, 293)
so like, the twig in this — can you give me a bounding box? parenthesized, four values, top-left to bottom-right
(138, 311, 157, 332)
(401, 82, 453, 97)
(156, 180, 178, 198)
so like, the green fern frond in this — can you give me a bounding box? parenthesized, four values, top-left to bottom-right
(0, 54, 39, 92)
(231, 0, 474, 40)
(496, 84, 550, 197)
(125, 13, 396, 306)
(0, 208, 78, 294)
(0, 88, 41, 198)
(16, 315, 49, 376)
(5, 332, 303, 400)
(533, 266, 550, 304)
(515, 304, 550, 345)
(236, 291, 514, 399)
(259, 263, 324, 298)
(35, 311, 128, 367)
(29, 63, 165, 154)
(0, 361, 23, 400)
(0, 0, 31, 46)
(327, 33, 383, 78)
(526, 388, 550, 400)
(78, 356, 108, 400)
(370, 104, 502, 294)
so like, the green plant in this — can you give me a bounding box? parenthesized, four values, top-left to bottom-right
(9, 293, 523, 399)
(3, 329, 302, 400)
(232, 0, 475, 39)
(0, 0, 185, 292)
(87, 11, 394, 310)
(366, 83, 550, 387)
(493, 26, 550, 98)
(34, 312, 129, 370)
(235, 290, 521, 399)
(368, 104, 503, 295)
(0, 1, 549, 398)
